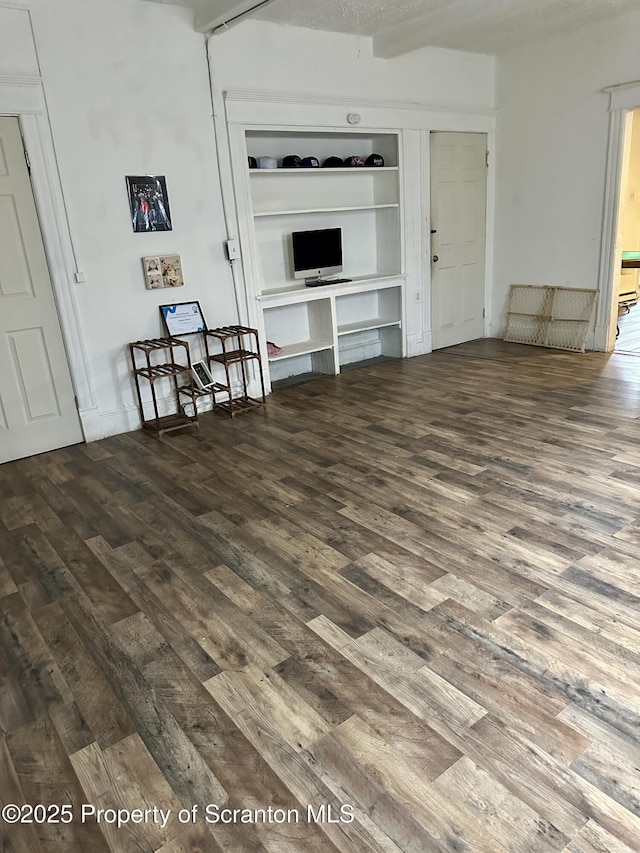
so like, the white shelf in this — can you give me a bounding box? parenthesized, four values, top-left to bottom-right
(254, 203, 399, 218)
(268, 340, 333, 361)
(338, 318, 401, 336)
(250, 167, 399, 176)
(259, 274, 406, 302)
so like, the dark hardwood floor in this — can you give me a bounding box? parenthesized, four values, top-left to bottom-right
(2, 339, 640, 852)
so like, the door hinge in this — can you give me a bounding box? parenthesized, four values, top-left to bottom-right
(485, 150, 489, 168)
(24, 147, 31, 174)
(483, 308, 486, 318)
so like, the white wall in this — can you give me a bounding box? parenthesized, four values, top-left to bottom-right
(0, 4, 495, 440)
(0, 5, 40, 75)
(493, 8, 640, 341)
(1, 0, 235, 437)
(211, 20, 495, 110)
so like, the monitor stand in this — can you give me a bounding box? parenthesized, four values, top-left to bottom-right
(304, 276, 352, 287)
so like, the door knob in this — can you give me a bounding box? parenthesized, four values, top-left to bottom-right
(432, 255, 439, 263)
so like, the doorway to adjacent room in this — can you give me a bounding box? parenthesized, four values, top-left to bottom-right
(614, 109, 640, 354)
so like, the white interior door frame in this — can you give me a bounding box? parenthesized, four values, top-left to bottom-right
(428, 130, 491, 349)
(421, 127, 495, 350)
(0, 75, 100, 441)
(598, 80, 640, 352)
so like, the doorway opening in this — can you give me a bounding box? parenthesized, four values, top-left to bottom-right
(600, 81, 640, 353)
(614, 108, 640, 354)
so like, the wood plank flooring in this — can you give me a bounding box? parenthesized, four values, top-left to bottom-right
(2, 338, 640, 852)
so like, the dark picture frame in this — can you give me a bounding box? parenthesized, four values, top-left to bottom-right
(160, 300, 207, 336)
(126, 175, 172, 232)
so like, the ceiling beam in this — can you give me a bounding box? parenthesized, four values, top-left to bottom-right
(372, 0, 499, 58)
(373, 22, 434, 59)
(194, 0, 277, 34)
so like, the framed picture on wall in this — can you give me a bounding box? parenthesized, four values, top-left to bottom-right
(143, 255, 184, 289)
(126, 175, 172, 232)
(160, 300, 207, 335)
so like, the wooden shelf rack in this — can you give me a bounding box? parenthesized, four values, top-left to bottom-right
(129, 336, 198, 436)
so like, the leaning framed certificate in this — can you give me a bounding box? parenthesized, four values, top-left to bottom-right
(160, 301, 207, 336)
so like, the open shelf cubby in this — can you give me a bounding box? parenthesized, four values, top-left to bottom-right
(234, 127, 406, 391)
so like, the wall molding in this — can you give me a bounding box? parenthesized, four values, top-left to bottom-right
(99, 382, 249, 439)
(606, 79, 640, 112)
(224, 89, 496, 133)
(596, 81, 640, 351)
(0, 74, 41, 87)
(225, 88, 496, 117)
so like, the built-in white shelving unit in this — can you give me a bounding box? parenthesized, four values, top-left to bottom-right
(231, 127, 407, 390)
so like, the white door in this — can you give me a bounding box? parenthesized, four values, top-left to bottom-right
(430, 132, 487, 349)
(0, 116, 82, 463)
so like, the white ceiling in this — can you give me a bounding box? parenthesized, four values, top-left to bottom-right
(142, 0, 640, 56)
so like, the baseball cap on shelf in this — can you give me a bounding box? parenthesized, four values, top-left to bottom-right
(282, 154, 302, 168)
(248, 156, 258, 169)
(365, 153, 385, 167)
(257, 156, 278, 169)
(322, 156, 344, 167)
(301, 156, 320, 168)
(344, 155, 365, 167)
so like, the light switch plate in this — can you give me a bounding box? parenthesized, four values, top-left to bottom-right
(226, 239, 240, 260)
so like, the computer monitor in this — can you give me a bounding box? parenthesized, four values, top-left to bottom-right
(292, 228, 343, 282)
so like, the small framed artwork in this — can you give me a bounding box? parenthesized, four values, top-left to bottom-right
(143, 255, 184, 289)
(126, 175, 172, 232)
(191, 360, 215, 390)
(160, 300, 207, 336)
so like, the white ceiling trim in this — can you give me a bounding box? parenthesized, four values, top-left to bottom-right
(606, 80, 640, 112)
